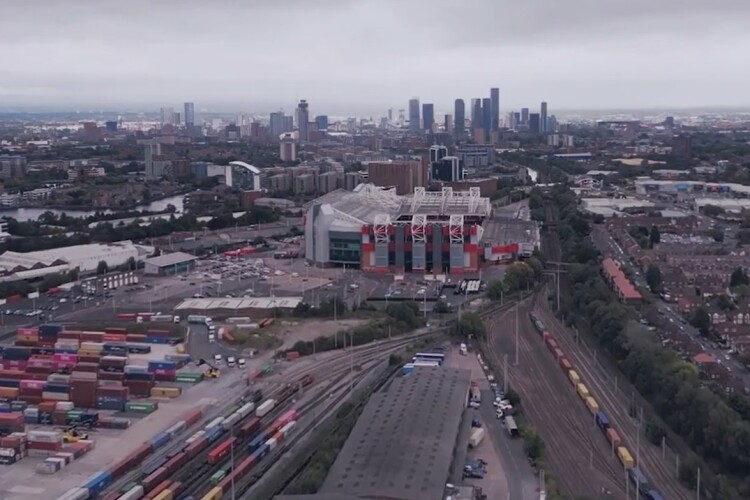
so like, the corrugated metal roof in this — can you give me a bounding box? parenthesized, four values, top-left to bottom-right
(144, 252, 198, 267)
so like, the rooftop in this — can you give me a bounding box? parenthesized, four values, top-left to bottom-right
(144, 252, 197, 268)
(175, 296, 303, 311)
(320, 366, 471, 500)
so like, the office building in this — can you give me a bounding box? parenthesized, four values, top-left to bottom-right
(269, 112, 289, 140)
(315, 115, 329, 131)
(431, 156, 463, 182)
(408, 98, 420, 132)
(160, 107, 174, 126)
(184, 102, 195, 128)
(547, 115, 558, 134)
(0, 155, 26, 179)
(482, 98, 492, 136)
(429, 145, 448, 164)
(422, 103, 434, 132)
(454, 99, 465, 138)
(521, 108, 529, 125)
(280, 133, 297, 162)
(672, 135, 693, 157)
(540, 102, 548, 134)
(444, 114, 453, 133)
(664, 116, 675, 130)
(490, 87, 499, 131)
(367, 160, 425, 195)
(144, 141, 162, 178)
(105, 121, 118, 132)
(173, 112, 181, 126)
(456, 144, 495, 168)
(529, 113, 541, 134)
(297, 100, 310, 143)
(471, 99, 482, 133)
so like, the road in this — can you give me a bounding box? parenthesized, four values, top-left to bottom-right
(591, 225, 750, 388)
(477, 389, 538, 500)
(484, 297, 625, 498)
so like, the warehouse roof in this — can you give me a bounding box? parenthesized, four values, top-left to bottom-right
(175, 296, 303, 311)
(144, 252, 198, 268)
(320, 366, 471, 500)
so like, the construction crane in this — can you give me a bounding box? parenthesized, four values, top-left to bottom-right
(196, 358, 220, 378)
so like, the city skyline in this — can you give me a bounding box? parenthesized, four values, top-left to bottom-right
(2, 1, 750, 113)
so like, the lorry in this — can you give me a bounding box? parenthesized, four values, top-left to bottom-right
(468, 427, 485, 448)
(187, 315, 209, 324)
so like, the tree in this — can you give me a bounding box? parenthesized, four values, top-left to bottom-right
(433, 300, 451, 314)
(487, 280, 505, 301)
(649, 225, 661, 247)
(96, 260, 109, 275)
(503, 262, 535, 293)
(730, 268, 749, 288)
(646, 264, 662, 293)
(717, 293, 736, 311)
(690, 307, 711, 337)
(710, 227, 725, 242)
(645, 417, 666, 446)
(702, 205, 725, 217)
(455, 312, 486, 339)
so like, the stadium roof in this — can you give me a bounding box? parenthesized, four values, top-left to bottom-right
(305, 184, 491, 226)
(319, 366, 471, 500)
(228, 160, 261, 174)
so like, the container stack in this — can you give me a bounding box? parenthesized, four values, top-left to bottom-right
(1, 346, 31, 371)
(124, 401, 158, 414)
(0, 413, 24, 434)
(15, 327, 38, 347)
(35, 439, 95, 474)
(0, 433, 27, 464)
(96, 383, 129, 411)
(27, 429, 63, 457)
(124, 365, 155, 397)
(70, 372, 97, 408)
(38, 324, 63, 348)
(148, 360, 177, 382)
(145, 329, 176, 345)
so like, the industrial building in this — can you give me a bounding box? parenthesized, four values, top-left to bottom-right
(0, 242, 153, 283)
(316, 367, 471, 500)
(304, 184, 492, 275)
(143, 252, 198, 276)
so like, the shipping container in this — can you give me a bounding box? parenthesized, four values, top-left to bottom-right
(256, 399, 275, 417)
(163, 451, 188, 475)
(575, 383, 589, 400)
(119, 484, 145, 500)
(142, 466, 169, 492)
(201, 486, 222, 500)
(595, 410, 610, 431)
(606, 428, 621, 447)
(559, 357, 572, 372)
(628, 466, 650, 495)
(585, 396, 599, 414)
(239, 417, 261, 438)
(207, 437, 236, 464)
(617, 446, 634, 469)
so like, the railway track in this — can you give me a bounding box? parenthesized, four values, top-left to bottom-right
(534, 291, 691, 499)
(483, 296, 626, 498)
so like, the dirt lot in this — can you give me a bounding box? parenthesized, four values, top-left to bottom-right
(277, 318, 370, 350)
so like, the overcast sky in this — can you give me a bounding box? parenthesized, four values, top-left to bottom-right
(2, 0, 749, 115)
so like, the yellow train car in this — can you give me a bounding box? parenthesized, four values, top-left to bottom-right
(576, 383, 590, 400)
(201, 486, 223, 500)
(152, 490, 174, 500)
(585, 396, 599, 415)
(617, 446, 634, 469)
(568, 369, 580, 385)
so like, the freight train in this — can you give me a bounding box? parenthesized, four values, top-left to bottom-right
(535, 325, 665, 500)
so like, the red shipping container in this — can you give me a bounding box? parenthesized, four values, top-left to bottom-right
(285, 351, 300, 361)
(27, 366, 53, 374)
(99, 372, 125, 381)
(0, 370, 27, 380)
(28, 440, 62, 451)
(103, 334, 126, 342)
(146, 330, 170, 337)
(0, 436, 24, 449)
(126, 334, 147, 342)
(163, 451, 189, 474)
(144, 480, 171, 499)
(19, 395, 42, 405)
(58, 332, 81, 340)
(183, 408, 203, 427)
(78, 355, 101, 364)
(73, 363, 99, 373)
(153, 372, 174, 382)
(14, 340, 37, 347)
(38, 401, 56, 411)
(104, 327, 128, 334)
(80, 332, 104, 342)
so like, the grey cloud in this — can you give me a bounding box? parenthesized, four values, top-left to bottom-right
(2, 0, 749, 112)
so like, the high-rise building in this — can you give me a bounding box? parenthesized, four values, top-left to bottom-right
(490, 88, 499, 131)
(408, 98, 420, 132)
(315, 115, 329, 131)
(547, 115, 557, 134)
(297, 100, 310, 143)
(105, 121, 118, 132)
(367, 160, 425, 195)
(482, 98, 492, 136)
(664, 116, 675, 129)
(513, 112, 521, 129)
(160, 107, 174, 126)
(184, 102, 195, 128)
(431, 156, 463, 182)
(173, 112, 181, 126)
(282, 116, 294, 134)
(422, 103, 434, 132)
(529, 113, 541, 134)
(521, 108, 529, 125)
(540, 102, 548, 134)
(471, 99, 482, 132)
(429, 145, 448, 164)
(280, 133, 297, 162)
(454, 99, 465, 138)
(444, 114, 453, 133)
(144, 141, 162, 178)
(269, 112, 285, 139)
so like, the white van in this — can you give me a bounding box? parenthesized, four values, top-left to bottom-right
(208, 334, 216, 343)
(238, 358, 246, 369)
(227, 357, 236, 367)
(213, 354, 222, 364)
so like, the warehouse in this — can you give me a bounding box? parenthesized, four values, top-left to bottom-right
(304, 184, 492, 275)
(143, 252, 198, 276)
(316, 366, 471, 500)
(0, 241, 153, 283)
(174, 296, 303, 318)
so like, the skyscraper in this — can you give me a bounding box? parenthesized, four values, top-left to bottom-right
(482, 98, 492, 136)
(422, 103, 434, 132)
(315, 115, 329, 131)
(269, 112, 286, 139)
(529, 113, 541, 134)
(521, 108, 529, 125)
(408, 98, 420, 132)
(444, 114, 453, 133)
(490, 88, 499, 131)
(454, 99, 465, 138)
(471, 99, 482, 132)
(540, 102, 548, 134)
(184, 102, 194, 128)
(297, 100, 309, 143)
(160, 107, 174, 126)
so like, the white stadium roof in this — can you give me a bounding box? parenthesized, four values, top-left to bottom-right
(228, 161, 261, 175)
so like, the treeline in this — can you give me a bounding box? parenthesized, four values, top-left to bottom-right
(279, 302, 425, 357)
(545, 184, 749, 498)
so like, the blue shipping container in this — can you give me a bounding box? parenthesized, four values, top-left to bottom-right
(124, 372, 154, 381)
(645, 490, 665, 500)
(148, 360, 177, 370)
(0, 404, 10, 413)
(149, 431, 171, 449)
(205, 427, 223, 444)
(83, 470, 112, 495)
(43, 383, 70, 393)
(0, 379, 20, 388)
(595, 410, 610, 430)
(2, 347, 30, 360)
(248, 432, 267, 453)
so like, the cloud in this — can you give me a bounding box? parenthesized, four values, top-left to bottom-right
(2, 0, 749, 113)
